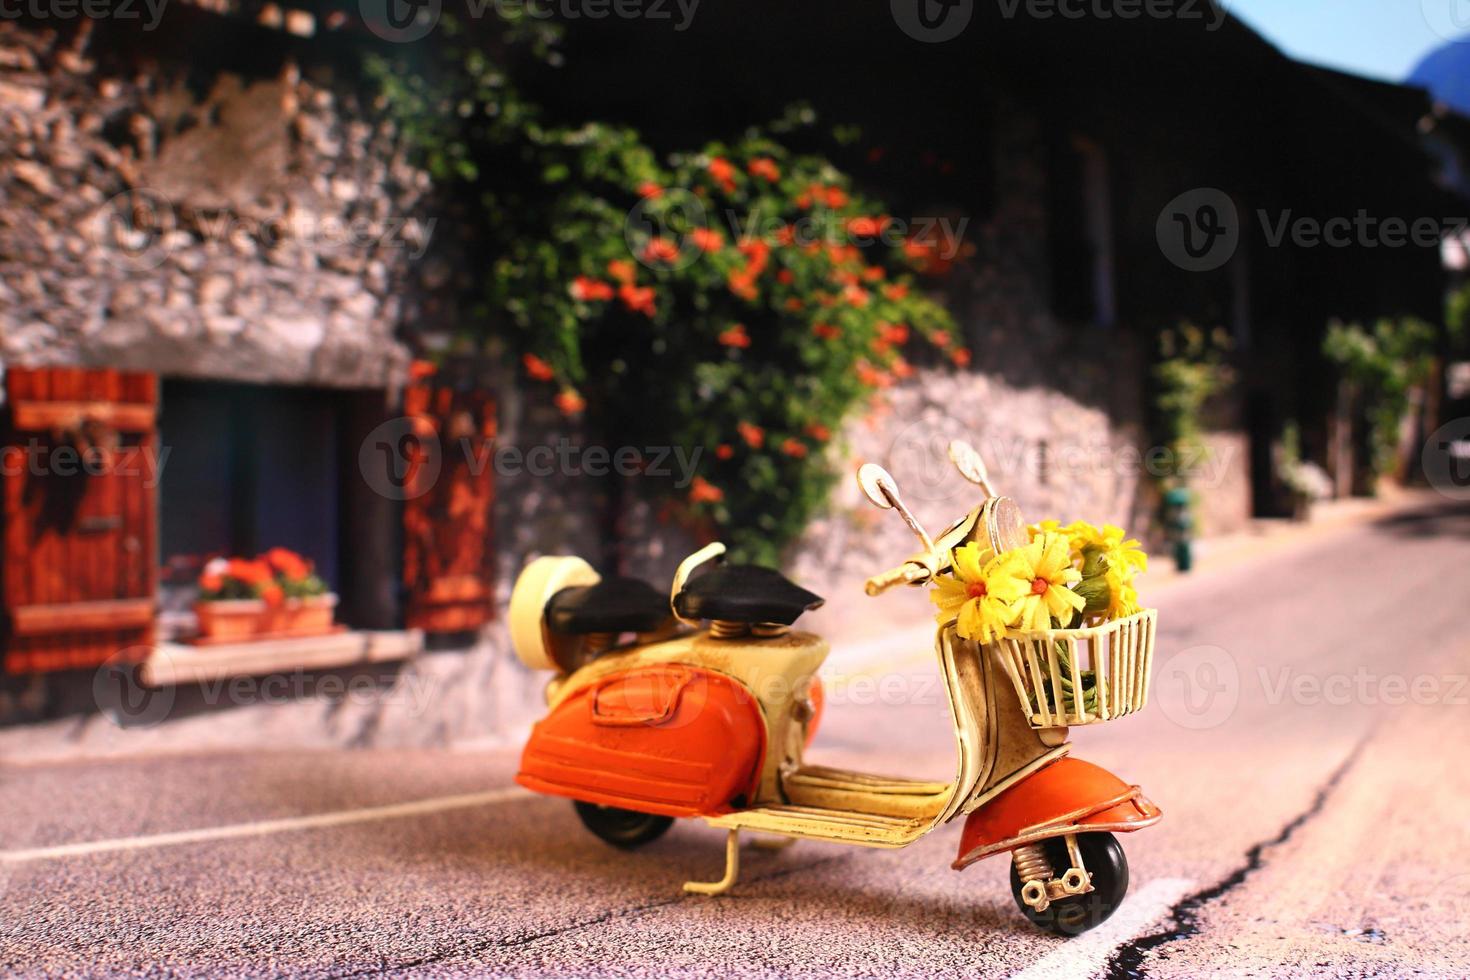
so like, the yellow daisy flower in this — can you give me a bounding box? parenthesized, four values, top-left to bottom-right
(932, 542, 1029, 644)
(1008, 531, 1085, 631)
(1070, 522, 1148, 620)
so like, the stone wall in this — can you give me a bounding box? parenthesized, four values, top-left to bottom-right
(0, 18, 431, 390)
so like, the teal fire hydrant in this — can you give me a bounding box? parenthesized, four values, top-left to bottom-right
(1163, 486, 1194, 572)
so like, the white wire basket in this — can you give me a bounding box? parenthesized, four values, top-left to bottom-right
(990, 609, 1157, 728)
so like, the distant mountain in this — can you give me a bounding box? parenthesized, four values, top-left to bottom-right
(1409, 41, 1470, 116)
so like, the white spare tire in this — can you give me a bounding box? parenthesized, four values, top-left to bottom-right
(508, 556, 601, 672)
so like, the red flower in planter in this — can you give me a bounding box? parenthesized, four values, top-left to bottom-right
(737, 421, 765, 449)
(727, 272, 758, 301)
(636, 181, 663, 200)
(715, 444, 734, 460)
(607, 259, 637, 285)
(883, 282, 910, 301)
(264, 547, 313, 581)
(718, 324, 752, 348)
(689, 477, 724, 504)
(804, 423, 832, 442)
(523, 353, 556, 381)
(641, 238, 681, 264)
(737, 238, 771, 269)
(555, 390, 587, 416)
(780, 438, 808, 458)
(952, 347, 972, 368)
(691, 227, 725, 252)
(812, 322, 841, 341)
(846, 216, 889, 239)
(569, 276, 614, 302)
(748, 157, 780, 182)
(708, 157, 737, 193)
(618, 283, 657, 317)
(843, 284, 871, 308)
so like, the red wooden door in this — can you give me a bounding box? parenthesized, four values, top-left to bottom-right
(2, 368, 158, 673)
(402, 378, 496, 633)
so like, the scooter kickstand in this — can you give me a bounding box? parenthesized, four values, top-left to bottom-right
(684, 829, 741, 896)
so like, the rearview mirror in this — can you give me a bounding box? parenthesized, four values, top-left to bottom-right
(948, 440, 995, 497)
(857, 463, 899, 510)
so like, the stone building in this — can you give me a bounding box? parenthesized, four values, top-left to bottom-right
(0, 3, 1456, 743)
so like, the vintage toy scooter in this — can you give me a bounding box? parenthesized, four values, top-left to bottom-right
(509, 442, 1160, 935)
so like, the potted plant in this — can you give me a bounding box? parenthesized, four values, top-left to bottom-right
(195, 557, 281, 641)
(263, 547, 337, 636)
(195, 549, 338, 641)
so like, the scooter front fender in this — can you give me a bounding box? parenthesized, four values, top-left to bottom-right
(952, 757, 1161, 870)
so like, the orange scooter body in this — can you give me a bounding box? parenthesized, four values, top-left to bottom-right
(517, 665, 768, 818)
(953, 757, 1162, 870)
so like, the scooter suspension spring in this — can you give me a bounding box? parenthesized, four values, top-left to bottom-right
(1011, 843, 1051, 884)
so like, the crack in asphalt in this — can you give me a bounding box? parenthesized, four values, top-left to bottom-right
(1102, 735, 1370, 980)
(327, 854, 848, 978)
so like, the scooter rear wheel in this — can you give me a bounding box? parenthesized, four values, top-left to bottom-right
(1009, 832, 1129, 936)
(573, 801, 674, 849)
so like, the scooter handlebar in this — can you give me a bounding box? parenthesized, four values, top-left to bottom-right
(864, 562, 931, 596)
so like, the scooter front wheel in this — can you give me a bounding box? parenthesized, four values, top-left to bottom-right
(573, 801, 674, 849)
(1009, 832, 1129, 936)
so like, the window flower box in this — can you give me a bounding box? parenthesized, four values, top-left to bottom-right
(194, 549, 337, 643)
(195, 598, 270, 642)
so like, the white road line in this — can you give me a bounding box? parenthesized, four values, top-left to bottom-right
(0, 787, 532, 864)
(1008, 877, 1195, 980)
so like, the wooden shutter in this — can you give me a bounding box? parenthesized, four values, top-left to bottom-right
(2, 368, 158, 673)
(402, 378, 496, 633)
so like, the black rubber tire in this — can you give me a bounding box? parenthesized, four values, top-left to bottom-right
(1009, 832, 1129, 936)
(573, 801, 674, 849)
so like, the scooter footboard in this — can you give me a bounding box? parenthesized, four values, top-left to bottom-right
(952, 758, 1161, 870)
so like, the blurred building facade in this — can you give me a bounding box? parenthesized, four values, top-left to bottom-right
(0, 4, 1460, 738)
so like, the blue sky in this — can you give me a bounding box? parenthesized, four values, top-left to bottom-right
(1224, 0, 1460, 81)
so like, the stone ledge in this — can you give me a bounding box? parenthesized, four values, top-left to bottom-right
(140, 629, 424, 688)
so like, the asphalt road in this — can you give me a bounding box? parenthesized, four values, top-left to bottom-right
(3, 501, 1470, 978)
